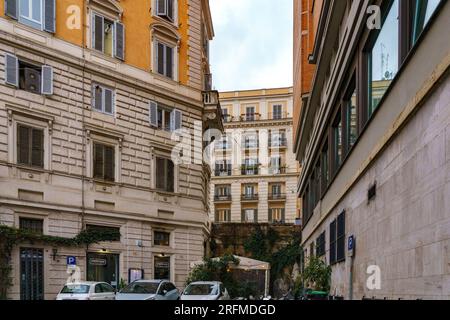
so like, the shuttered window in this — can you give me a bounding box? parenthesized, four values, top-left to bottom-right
(156, 41, 174, 79)
(156, 0, 175, 22)
(156, 157, 174, 192)
(5, 54, 53, 95)
(316, 231, 326, 257)
(93, 143, 115, 182)
(149, 101, 182, 131)
(329, 211, 346, 264)
(92, 84, 114, 115)
(92, 13, 124, 59)
(17, 125, 44, 168)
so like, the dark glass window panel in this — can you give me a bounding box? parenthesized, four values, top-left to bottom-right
(368, 0, 399, 117)
(20, 218, 43, 234)
(154, 231, 170, 246)
(412, 0, 441, 44)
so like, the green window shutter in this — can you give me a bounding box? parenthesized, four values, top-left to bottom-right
(17, 125, 30, 165)
(166, 45, 173, 78)
(157, 43, 165, 75)
(31, 128, 44, 167)
(167, 159, 174, 192)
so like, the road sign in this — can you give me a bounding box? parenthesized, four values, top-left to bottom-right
(67, 256, 77, 266)
(348, 235, 355, 257)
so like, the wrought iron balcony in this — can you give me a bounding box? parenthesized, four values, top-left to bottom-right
(269, 138, 287, 147)
(268, 112, 290, 120)
(241, 166, 259, 175)
(215, 169, 232, 177)
(241, 194, 259, 201)
(214, 194, 232, 202)
(268, 193, 287, 201)
(269, 166, 287, 175)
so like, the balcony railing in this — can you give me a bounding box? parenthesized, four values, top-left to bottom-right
(269, 138, 287, 147)
(268, 193, 287, 201)
(269, 167, 287, 175)
(241, 194, 259, 201)
(240, 114, 261, 122)
(268, 112, 290, 120)
(215, 169, 232, 177)
(214, 194, 232, 202)
(243, 142, 259, 149)
(241, 166, 259, 175)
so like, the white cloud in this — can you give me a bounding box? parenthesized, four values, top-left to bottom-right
(210, 0, 293, 91)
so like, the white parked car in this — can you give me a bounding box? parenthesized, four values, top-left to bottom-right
(115, 280, 180, 300)
(181, 281, 230, 300)
(56, 282, 116, 300)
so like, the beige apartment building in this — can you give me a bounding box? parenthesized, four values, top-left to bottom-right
(294, 0, 450, 299)
(0, 0, 222, 300)
(210, 88, 300, 225)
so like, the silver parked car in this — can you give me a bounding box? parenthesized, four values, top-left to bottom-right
(115, 280, 179, 300)
(181, 281, 230, 300)
(56, 282, 116, 300)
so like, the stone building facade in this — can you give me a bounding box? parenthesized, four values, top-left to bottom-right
(0, 0, 221, 300)
(293, 0, 450, 299)
(210, 88, 300, 225)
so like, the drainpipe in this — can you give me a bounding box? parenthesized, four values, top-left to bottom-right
(80, 0, 87, 230)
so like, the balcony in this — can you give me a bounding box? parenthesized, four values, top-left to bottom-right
(268, 193, 287, 201)
(214, 194, 232, 202)
(241, 194, 259, 202)
(241, 166, 259, 176)
(269, 166, 287, 175)
(268, 112, 290, 120)
(269, 138, 287, 148)
(215, 169, 232, 177)
(240, 113, 261, 122)
(243, 142, 259, 150)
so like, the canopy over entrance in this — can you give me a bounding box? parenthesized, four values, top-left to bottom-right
(190, 255, 271, 297)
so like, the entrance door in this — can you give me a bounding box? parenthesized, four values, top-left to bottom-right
(86, 253, 119, 288)
(20, 248, 44, 300)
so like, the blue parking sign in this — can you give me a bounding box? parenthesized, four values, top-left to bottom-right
(67, 256, 76, 266)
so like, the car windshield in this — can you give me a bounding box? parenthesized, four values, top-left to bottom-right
(120, 282, 159, 294)
(184, 284, 217, 296)
(60, 284, 90, 294)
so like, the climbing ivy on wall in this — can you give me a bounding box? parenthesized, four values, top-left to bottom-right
(0, 225, 121, 300)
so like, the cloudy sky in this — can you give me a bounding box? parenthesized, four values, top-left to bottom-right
(209, 0, 293, 92)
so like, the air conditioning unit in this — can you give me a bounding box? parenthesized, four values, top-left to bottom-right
(23, 68, 41, 94)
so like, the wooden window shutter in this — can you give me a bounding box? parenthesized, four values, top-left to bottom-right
(93, 85, 103, 111)
(114, 21, 125, 60)
(93, 144, 104, 179)
(104, 146, 115, 181)
(93, 14, 104, 52)
(167, 159, 174, 192)
(157, 0, 167, 16)
(5, 53, 19, 87)
(167, 0, 174, 21)
(156, 158, 165, 189)
(170, 109, 182, 131)
(43, 0, 56, 33)
(104, 88, 114, 114)
(31, 128, 44, 167)
(17, 125, 30, 165)
(5, 0, 18, 19)
(157, 43, 165, 75)
(149, 101, 158, 127)
(41, 65, 53, 95)
(166, 45, 173, 78)
(329, 220, 337, 264)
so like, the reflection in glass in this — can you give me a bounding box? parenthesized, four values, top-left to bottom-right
(332, 113, 343, 170)
(346, 88, 358, 149)
(412, 0, 441, 44)
(368, 0, 399, 117)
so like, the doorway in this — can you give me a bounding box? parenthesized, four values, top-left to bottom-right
(86, 252, 120, 288)
(20, 248, 44, 300)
